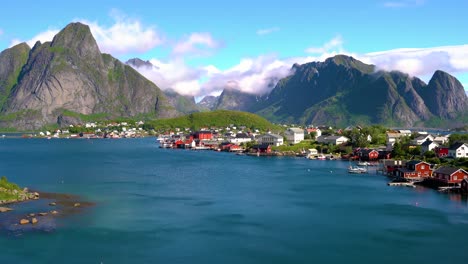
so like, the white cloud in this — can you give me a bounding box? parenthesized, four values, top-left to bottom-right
(172, 32, 220, 56)
(129, 58, 207, 97)
(80, 18, 164, 55)
(201, 55, 294, 95)
(256, 27, 280, 36)
(360, 45, 468, 77)
(9, 29, 59, 48)
(305, 35, 344, 54)
(0, 29, 3, 36)
(383, 0, 425, 8)
(9, 15, 164, 55)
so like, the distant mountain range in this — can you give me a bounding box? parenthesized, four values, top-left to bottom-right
(201, 55, 468, 127)
(0, 22, 466, 130)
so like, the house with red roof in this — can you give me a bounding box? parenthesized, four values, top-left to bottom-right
(433, 167, 468, 185)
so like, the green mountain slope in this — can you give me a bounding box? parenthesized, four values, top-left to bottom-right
(144, 110, 277, 131)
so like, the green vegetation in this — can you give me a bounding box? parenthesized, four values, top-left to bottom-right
(143, 110, 279, 132)
(448, 133, 468, 146)
(0, 43, 30, 110)
(0, 176, 21, 201)
(61, 109, 110, 122)
(0, 109, 41, 122)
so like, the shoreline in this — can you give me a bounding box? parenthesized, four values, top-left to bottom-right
(0, 190, 94, 234)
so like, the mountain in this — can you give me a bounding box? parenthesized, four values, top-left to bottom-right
(417, 70, 468, 119)
(0, 22, 179, 130)
(197, 95, 218, 110)
(126, 58, 153, 69)
(241, 55, 467, 127)
(163, 89, 200, 114)
(213, 88, 258, 111)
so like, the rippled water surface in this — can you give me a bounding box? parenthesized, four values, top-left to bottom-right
(1, 138, 468, 263)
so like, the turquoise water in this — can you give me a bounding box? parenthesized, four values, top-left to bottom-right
(1, 138, 468, 263)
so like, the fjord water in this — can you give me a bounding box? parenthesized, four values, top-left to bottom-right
(1, 138, 468, 263)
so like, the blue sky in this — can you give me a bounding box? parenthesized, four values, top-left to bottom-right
(0, 0, 467, 98)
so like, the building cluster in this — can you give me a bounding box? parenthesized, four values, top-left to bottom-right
(35, 121, 147, 139)
(383, 159, 468, 189)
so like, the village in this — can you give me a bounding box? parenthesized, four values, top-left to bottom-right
(11, 119, 468, 194)
(156, 124, 468, 194)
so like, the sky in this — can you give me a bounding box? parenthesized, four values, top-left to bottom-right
(1, 0, 467, 100)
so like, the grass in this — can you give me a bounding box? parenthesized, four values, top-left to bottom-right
(0, 176, 22, 202)
(144, 110, 280, 131)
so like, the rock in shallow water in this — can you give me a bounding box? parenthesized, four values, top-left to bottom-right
(0, 207, 13, 213)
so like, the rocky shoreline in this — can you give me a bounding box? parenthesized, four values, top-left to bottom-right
(0, 186, 40, 205)
(0, 190, 94, 233)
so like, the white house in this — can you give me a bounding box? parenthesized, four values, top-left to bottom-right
(285, 127, 304, 144)
(411, 134, 435, 145)
(229, 133, 252, 144)
(306, 128, 322, 139)
(449, 142, 468, 158)
(316, 135, 349, 145)
(386, 132, 408, 150)
(398, 130, 412, 136)
(257, 133, 284, 146)
(433, 135, 449, 145)
(421, 140, 439, 153)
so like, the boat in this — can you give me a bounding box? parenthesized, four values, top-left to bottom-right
(348, 166, 368, 174)
(317, 154, 326, 160)
(356, 161, 370, 166)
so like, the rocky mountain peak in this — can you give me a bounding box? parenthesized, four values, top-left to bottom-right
(127, 58, 154, 69)
(326, 54, 375, 74)
(418, 70, 468, 119)
(51, 22, 101, 59)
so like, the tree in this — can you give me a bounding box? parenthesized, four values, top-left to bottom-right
(391, 142, 405, 158)
(424, 150, 436, 159)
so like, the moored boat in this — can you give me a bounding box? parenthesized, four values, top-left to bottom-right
(348, 166, 368, 174)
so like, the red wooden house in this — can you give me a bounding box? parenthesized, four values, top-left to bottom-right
(250, 144, 272, 154)
(433, 167, 468, 185)
(434, 147, 449, 158)
(395, 160, 433, 180)
(193, 131, 213, 140)
(354, 148, 379, 161)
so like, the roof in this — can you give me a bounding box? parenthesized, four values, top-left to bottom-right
(415, 135, 431, 141)
(387, 133, 406, 138)
(421, 140, 437, 147)
(325, 136, 348, 140)
(449, 142, 468, 150)
(358, 149, 378, 154)
(261, 133, 283, 139)
(434, 166, 466, 175)
(406, 160, 430, 166)
(235, 133, 250, 138)
(287, 127, 304, 133)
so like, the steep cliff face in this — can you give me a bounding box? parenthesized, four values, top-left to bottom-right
(0, 43, 30, 110)
(1, 22, 178, 129)
(197, 95, 218, 110)
(417, 70, 468, 119)
(214, 88, 258, 111)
